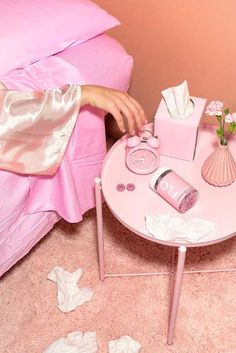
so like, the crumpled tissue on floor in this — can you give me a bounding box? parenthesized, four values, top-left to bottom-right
(43, 331, 97, 353)
(43, 333, 140, 353)
(108, 335, 141, 353)
(47, 266, 93, 313)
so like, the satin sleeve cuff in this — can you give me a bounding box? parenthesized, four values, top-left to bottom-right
(0, 84, 81, 175)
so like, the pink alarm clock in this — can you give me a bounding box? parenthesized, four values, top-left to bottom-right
(126, 129, 160, 174)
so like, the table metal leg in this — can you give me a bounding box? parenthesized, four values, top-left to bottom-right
(167, 246, 186, 345)
(95, 178, 105, 281)
(169, 247, 176, 319)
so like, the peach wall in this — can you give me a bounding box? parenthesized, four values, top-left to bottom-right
(95, 0, 236, 124)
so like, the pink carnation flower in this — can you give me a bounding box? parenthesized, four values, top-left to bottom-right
(205, 100, 223, 116)
(225, 112, 236, 123)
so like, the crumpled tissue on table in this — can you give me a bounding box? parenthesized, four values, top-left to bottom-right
(108, 335, 141, 353)
(145, 213, 216, 243)
(47, 266, 93, 313)
(43, 331, 97, 353)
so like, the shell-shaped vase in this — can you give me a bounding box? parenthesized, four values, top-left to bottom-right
(201, 143, 236, 187)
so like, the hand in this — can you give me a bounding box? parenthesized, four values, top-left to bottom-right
(80, 85, 147, 134)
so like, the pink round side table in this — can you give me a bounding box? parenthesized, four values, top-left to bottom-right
(94, 123, 236, 345)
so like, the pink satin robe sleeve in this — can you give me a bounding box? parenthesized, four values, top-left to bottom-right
(0, 82, 81, 175)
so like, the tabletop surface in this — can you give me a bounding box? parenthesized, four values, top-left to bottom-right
(101, 123, 236, 248)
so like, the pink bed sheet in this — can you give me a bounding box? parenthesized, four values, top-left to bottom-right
(0, 34, 133, 276)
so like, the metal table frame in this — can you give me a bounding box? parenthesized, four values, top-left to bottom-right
(95, 178, 236, 345)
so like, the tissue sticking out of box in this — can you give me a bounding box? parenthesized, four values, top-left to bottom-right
(161, 80, 194, 120)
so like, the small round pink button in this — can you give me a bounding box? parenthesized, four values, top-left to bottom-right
(126, 183, 135, 191)
(116, 183, 125, 192)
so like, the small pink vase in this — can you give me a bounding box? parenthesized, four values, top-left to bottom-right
(201, 143, 236, 187)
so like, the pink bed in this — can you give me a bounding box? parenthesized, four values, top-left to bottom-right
(0, 34, 133, 277)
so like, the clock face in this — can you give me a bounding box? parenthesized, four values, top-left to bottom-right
(127, 148, 159, 174)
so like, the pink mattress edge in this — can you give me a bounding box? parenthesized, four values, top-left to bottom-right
(0, 34, 133, 277)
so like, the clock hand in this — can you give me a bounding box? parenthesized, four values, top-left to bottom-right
(135, 158, 145, 162)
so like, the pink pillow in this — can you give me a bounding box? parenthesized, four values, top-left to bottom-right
(0, 0, 120, 77)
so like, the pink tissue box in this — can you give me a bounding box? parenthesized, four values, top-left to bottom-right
(154, 96, 207, 161)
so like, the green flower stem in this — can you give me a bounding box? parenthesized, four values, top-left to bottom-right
(222, 117, 226, 144)
(226, 132, 231, 143)
(215, 110, 235, 146)
(217, 115, 225, 145)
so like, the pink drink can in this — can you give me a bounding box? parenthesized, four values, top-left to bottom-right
(150, 166, 199, 213)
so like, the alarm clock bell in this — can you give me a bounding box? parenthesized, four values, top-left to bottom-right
(125, 129, 160, 175)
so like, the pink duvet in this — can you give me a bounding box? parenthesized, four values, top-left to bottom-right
(0, 34, 133, 276)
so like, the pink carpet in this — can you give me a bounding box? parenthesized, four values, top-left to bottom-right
(0, 205, 235, 353)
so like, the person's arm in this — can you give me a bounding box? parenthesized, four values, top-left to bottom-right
(0, 84, 146, 175)
(80, 85, 147, 135)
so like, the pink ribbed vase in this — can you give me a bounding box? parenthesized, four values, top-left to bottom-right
(201, 143, 236, 187)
